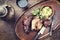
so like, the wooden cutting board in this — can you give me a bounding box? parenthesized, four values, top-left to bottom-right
(15, 1, 60, 40)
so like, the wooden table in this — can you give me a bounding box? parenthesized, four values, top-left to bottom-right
(0, 0, 60, 40)
(0, 0, 44, 40)
(15, 1, 60, 40)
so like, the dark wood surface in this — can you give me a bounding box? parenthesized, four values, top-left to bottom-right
(0, 0, 60, 40)
(0, 0, 44, 40)
(15, 1, 60, 40)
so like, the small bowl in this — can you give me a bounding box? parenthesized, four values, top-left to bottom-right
(17, 0, 28, 8)
(41, 5, 54, 19)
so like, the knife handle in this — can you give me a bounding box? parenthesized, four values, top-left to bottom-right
(34, 33, 40, 40)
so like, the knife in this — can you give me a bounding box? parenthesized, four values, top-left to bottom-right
(50, 13, 55, 36)
(34, 26, 46, 40)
